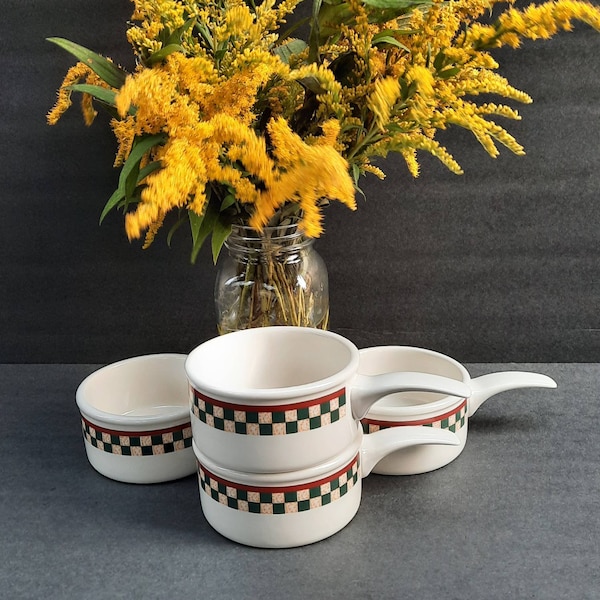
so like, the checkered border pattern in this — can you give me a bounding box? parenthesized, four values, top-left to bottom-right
(191, 388, 347, 436)
(361, 399, 468, 434)
(198, 454, 360, 514)
(81, 416, 193, 456)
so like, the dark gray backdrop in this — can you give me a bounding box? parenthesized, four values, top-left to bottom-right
(2, 0, 600, 363)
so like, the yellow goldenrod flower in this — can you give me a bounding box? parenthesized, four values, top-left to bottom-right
(454, 69, 533, 105)
(361, 162, 386, 180)
(243, 117, 356, 235)
(47, 62, 99, 125)
(401, 148, 420, 178)
(81, 93, 97, 126)
(408, 65, 435, 99)
(368, 77, 401, 131)
(110, 116, 137, 166)
(126, 135, 212, 240)
(317, 120, 342, 147)
(225, 4, 255, 36)
(142, 211, 166, 249)
(500, 0, 600, 40)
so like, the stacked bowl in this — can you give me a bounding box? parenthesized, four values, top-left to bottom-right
(184, 327, 472, 548)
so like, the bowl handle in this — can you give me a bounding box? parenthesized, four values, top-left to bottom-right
(469, 372, 557, 417)
(351, 372, 471, 420)
(360, 426, 460, 478)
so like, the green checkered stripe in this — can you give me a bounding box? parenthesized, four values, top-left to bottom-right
(198, 454, 360, 514)
(361, 399, 467, 434)
(191, 389, 347, 436)
(81, 417, 192, 456)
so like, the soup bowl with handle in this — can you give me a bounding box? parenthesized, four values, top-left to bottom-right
(359, 346, 557, 475)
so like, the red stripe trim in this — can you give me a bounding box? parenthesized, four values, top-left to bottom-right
(192, 388, 346, 413)
(198, 453, 360, 494)
(81, 415, 191, 437)
(362, 399, 467, 428)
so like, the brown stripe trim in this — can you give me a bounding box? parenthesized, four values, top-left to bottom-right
(192, 388, 346, 413)
(362, 399, 467, 428)
(198, 453, 360, 494)
(80, 415, 191, 437)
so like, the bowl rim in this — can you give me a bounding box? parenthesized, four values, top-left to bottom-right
(76, 353, 190, 428)
(359, 346, 470, 418)
(185, 327, 360, 403)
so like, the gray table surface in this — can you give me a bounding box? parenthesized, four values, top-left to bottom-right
(1, 363, 598, 599)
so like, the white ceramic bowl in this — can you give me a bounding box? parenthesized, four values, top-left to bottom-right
(360, 346, 557, 475)
(76, 354, 195, 484)
(193, 437, 363, 548)
(192, 424, 460, 548)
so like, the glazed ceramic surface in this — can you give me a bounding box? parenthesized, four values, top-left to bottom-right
(360, 346, 557, 475)
(185, 327, 471, 473)
(192, 424, 459, 548)
(76, 354, 195, 484)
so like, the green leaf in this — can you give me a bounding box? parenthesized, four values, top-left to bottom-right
(438, 66, 460, 79)
(189, 207, 217, 264)
(274, 39, 309, 64)
(47, 37, 128, 89)
(433, 49, 446, 71)
(363, 0, 433, 23)
(166, 213, 186, 247)
(371, 33, 410, 51)
(65, 83, 117, 107)
(296, 75, 328, 95)
(211, 218, 232, 264)
(352, 162, 361, 185)
(118, 134, 166, 192)
(99, 187, 125, 224)
(309, 0, 323, 63)
(99, 135, 165, 224)
(361, 0, 430, 9)
(136, 161, 162, 184)
(279, 16, 312, 42)
(317, 2, 353, 43)
(385, 122, 407, 133)
(188, 190, 218, 264)
(145, 44, 184, 65)
(188, 210, 204, 262)
(167, 17, 196, 45)
(351, 164, 367, 200)
(214, 46, 228, 63)
(399, 78, 416, 101)
(220, 194, 237, 211)
(124, 162, 140, 201)
(195, 22, 214, 51)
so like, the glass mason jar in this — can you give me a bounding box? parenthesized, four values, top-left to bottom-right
(214, 221, 329, 334)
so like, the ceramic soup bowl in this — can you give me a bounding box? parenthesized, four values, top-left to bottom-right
(76, 354, 195, 484)
(193, 423, 459, 548)
(359, 346, 557, 475)
(185, 327, 471, 473)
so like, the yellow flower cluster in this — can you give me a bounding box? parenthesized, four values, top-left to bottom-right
(127, 0, 187, 56)
(114, 51, 354, 241)
(308, 0, 600, 177)
(47, 62, 109, 126)
(47, 0, 600, 254)
(469, 0, 600, 48)
(368, 78, 401, 131)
